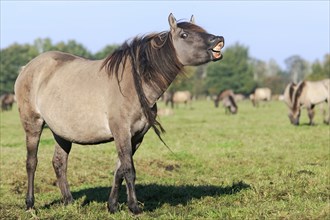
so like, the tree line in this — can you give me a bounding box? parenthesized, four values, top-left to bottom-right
(1, 38, 329, 96)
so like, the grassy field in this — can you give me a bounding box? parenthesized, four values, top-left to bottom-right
(0, 100, 329, 219)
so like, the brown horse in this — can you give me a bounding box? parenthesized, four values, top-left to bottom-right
(214, 89, 238, 114)
(289, 79, 329, 125)
(14, 14, 224, 214)
(0, 93, 15, 111)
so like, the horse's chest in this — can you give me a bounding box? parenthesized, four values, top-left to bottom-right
(131, 116, 150, 138)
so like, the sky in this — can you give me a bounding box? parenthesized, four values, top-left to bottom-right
(1, 1, 329, 69)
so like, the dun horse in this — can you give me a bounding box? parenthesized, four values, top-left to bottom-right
(289, 79, 329, 125)
(283, 82, 297, 109)
(15, 14, 224, 214)
(171, 90, 192, 108)
(250, 87, 271, 107)
(214, 89, 238, 114)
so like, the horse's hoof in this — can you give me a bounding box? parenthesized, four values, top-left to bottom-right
(107, 202, 118, 214)
(25, 197, 34, 210)
(128, 204, 142, 215)
(63, 195, 74, 205)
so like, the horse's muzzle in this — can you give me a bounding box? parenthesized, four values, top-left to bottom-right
(210, 36, 225, 61)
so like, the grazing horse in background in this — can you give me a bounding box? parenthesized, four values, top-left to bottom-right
(162, 91, 173, 107)
(283, 82, 297, 109)
(214, 89, 238, 114)
(289, 79, 329, 125)
(250, 87, 272, 107)
(171, 90, 192, 108)
(0, 93, 15, 111)
(14, 14, 224, 214)
(283, 82, 297, 121)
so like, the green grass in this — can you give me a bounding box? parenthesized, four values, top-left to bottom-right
(0, 100, 329, 219)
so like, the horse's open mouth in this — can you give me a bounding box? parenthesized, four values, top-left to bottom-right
(211, 41, 224, 60)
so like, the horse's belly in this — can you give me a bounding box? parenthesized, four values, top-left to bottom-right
(48, 116, 112, 144)
(40, 103, 113, 144)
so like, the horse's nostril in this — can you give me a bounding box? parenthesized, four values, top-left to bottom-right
(209, 36, 216, 43)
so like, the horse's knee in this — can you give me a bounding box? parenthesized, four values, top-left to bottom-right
(26, 157, 38, 173)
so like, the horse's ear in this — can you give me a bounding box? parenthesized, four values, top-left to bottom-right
(168, 13, 177, 31)
(190, 15, 195, 24)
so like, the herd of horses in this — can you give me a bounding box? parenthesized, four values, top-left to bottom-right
(2, 13, 328, 215)
(213, 79, 329, 125)
(162, 78, 329, 126)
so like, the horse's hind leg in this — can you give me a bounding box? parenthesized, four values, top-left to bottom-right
(20, 113, 44, 209)
(323, 101, 330, 124)
(52, 133, 73, 205)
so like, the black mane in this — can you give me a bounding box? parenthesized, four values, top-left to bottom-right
(100, 30, 184, 138)
(292, 81, 305, 112)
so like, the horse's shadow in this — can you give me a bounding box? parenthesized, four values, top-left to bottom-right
(44, 181, 250, 211)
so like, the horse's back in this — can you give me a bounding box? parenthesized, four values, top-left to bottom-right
(15, 51, 115, 143)
(15, 51, 82, 96)
(173, 91, 191, 103)
(321, 79, 330, 92)
(305, 79, 330, 104)
(255, 88, 271, 101)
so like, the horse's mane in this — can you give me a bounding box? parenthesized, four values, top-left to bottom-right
(228, 95, 237, 109)
(292, 81, 305, 112)
(289, 82, 296, 102)
(100, 28, 185, 139)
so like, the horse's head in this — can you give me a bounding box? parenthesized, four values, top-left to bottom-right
(289, 81, 305, 125)
(230, 105, 238, 114)
(168, 13, 224, 66)
(288, 110, 300, 125)
(283, 82, 297, 108)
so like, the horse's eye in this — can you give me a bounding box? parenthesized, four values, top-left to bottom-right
(180, 33, 188, 39)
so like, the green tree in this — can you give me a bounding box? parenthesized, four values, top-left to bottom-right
(34, 38, 54, 53)
(306, 54, 330, 80)
(285, 55, 310, 83)
(205, 42, 256, 95)
(93, 44, 119, 60)
(53, 40, 93, 58)
(0, 43, 39, 94)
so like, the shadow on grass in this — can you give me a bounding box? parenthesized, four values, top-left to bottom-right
(44, 181, 250, 211)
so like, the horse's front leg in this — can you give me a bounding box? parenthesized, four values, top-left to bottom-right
(307, 106, 315, 125)
(324, 101, 330, 124)
(108, 159, 124, 213)
(108, 135, 143, 214)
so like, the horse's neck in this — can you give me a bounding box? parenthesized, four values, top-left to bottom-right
(142, 77, 174, 107)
